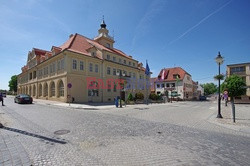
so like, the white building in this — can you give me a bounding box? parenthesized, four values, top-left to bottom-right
(153, 67, 194, 100)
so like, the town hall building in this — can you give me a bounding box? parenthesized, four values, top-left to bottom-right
(17, 19, 150, 103)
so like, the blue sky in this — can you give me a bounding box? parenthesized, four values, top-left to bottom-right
(0, 0, 250, 90)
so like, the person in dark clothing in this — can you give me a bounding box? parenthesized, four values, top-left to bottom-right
(0, 93, 4, 106)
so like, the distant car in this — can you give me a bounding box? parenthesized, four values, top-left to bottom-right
(199, 96, 207, 101)
(14, 94, 33, 104)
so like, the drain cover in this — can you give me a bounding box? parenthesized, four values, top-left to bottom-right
(54, 130, 70, 135)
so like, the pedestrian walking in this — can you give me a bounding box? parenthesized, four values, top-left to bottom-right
(224, 91, 228, 107)
(0, 93, 4, 106)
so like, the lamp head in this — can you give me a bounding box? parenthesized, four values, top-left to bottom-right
(215, 51, 224, 65)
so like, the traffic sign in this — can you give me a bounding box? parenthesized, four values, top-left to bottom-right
(67, 83, 72, 89)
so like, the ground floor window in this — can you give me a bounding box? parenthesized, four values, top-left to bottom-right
(59, 81, 64, 97)
(44, 83, 48, 97)
(51, 82, 55, 97)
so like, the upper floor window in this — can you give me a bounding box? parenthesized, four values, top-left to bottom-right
(129, 61, 131, 66)
(113, 68, 116, 75)
(157, 84, 160, 88)
(33, 71, 36, 79)
(52, 63, 56, 73)
(38, 69, 43, 77)
(50, 64, 53, 73)
(107, 67, 111, 75)
(61, 59, 65, 69)
(133, 63, 135, 67)
(80, 61, 84, 71)
(107, 54, 110, 60)
(119, 58, 122, 63)
(230, 66, 246, 74)
(73, 59, 77, 70)
(29, 72, 32, 80)
(43, 66, 48, 75)
(133, 73, 136, 78)
(89, 63, 93, 72)
(95, 64, 99, 73)
(124, 60, 126, 64)
(58, 60, 61, 70)
(113, 56, 116, 62)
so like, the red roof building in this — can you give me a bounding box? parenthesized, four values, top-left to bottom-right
(153, 67, 196, 100)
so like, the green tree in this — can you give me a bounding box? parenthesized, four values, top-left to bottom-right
(8, 75, 17, 92)
(221, 75, 246, 122)
(201, 83, 217, 96)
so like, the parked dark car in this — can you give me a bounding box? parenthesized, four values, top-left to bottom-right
(199, 96, 207, 101)
(14, 94, 33, 104)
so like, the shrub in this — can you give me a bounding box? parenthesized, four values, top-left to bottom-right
(149, 93, 158, 100)
(127, 93, 134, 101)
(135, 92, 144, 100)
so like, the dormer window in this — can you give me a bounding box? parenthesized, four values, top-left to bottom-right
(92, 52, 96, 56)
(106, 43, 110, 48)
(173, 74, 180, 79)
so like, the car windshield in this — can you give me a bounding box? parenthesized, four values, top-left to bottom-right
(20, 94, 30, 98)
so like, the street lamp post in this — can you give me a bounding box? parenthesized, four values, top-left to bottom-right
(117, 70, 125, 108)
(215, 52, 224, 118)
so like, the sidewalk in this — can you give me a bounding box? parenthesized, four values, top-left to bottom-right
(33, 98, 118, 110)
(32, 98, 175, 110)
(208, 100, 250, 135)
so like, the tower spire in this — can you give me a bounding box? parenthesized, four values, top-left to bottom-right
(100, 15, 106, 29)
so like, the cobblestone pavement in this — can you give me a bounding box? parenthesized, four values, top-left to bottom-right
(0, 96, 250, 165)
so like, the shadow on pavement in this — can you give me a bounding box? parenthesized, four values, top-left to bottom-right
(1, 126, 67, 144)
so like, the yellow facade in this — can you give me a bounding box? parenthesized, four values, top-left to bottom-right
(227, 62, 250, 103)
(17, 20, 150, 103)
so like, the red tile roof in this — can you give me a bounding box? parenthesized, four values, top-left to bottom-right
(33, 48, 50, 56)
(59, 33, 133, 60)
(156, 67, 191, 82)
(23, 33, 144, 73)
